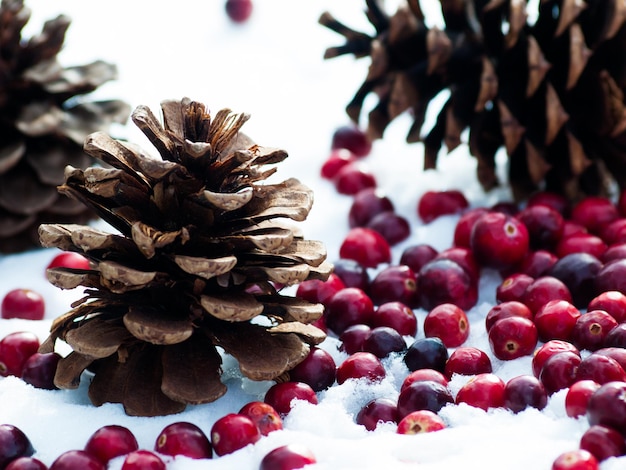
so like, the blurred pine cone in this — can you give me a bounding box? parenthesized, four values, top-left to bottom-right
(0, 0, 130, 252)
(39, 98, 331, 416)
(320, 0, 626, 202)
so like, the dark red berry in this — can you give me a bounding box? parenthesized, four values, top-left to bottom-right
(516, 250, 558, 278)
(587, 290, 626, 324)
(453, 208, 489, 248)
(551, 449, 599, 470)
(339, 227, 391, 268)
(579, 424, 626, 462)
(371, 301, 417, 337)
(338, 324, 371, 355)
(238, 401, 283, 436)
(517, 204, 564, 251)
(121, 450, 165, 470)
(418, 190, 468, 223)
(397, 380, 454, 419)
(154, 422, 212, 459)
(527, 191, 570, 217)
(348, 188, 394, 228)
(5, 457, 47, 470)
(362, 326, 406, 358)
(334, 163, 377, 195)
(259, 444, 317, 470)
(264, 382, 318, 416)
(84, 425, 138, 464)
(455, 373, 506, 411)
(366, 211, 410, 245)
(0, 424, 35, 469)
(369, 265, 419, 308)
(401, 369, 449, 392)
(587, 381, 626, 435)
(565, 380, 600, 418)
(423, 303, 469, 348)
(522, 276, 573, 316)
(470, 212, 529, 270)
(1, 289, 45, 320)
(444, 347, 492, 379)
(548, 253, 603, 308)
(570, 310, 618, 352)
(331, 125, 372, 157)
(404, 337, 449, 373)
(571, 196, 619, 235)
(539, 351, 582, 395)
(336, 352, 386, 384)
(320, 149, 356, 180)
(49, 450, 104, 470)
(496, 273, 534, 304)
(20, 352, 61, 390)
(531, 340, 580, 378)
(434, 247, 481, 282)
(399, 244, 439, 273)
(225, 0, 253, 23)
(332, 259, 370, 291)
(556, 233, 607, 259)
(0, 332, 40, 377)
(325, 287, 374, 335)
(288, 347, 336, 391)
(503, 375, 547, 413)
(418, 259, 478, 311)
(488, 316, 538, 361)
(575, 353, 626, 384)
(533, 299, 580, 342)
(485, 301, 533, 332)
(295, 273, 345, 306)
(355, 398, 399, 431)
(210, 413, 261, 457)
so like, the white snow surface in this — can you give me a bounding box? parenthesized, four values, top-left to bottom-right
(0, 1, 624, 469)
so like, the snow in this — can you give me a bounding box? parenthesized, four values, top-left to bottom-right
(0, 1, 624, 469)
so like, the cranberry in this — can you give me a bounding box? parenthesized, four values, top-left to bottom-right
(348, 188, 394, 228)
(84, 425, 138, 464)
(496, 273, 534, 304)
(0, 331, 40, 377)
(331, 259, 370, 291)
(259, 444, 317, 470)
(491, 201, 519, 215)
(488, 316, 538, 361)
(225, 0, 253, 22)
(418, 259, 478, 311)
(401, 369, 449, 392)
(434, 246, 481, 282)
(238, 401, 283, 436)
(551, 449, 599, 470)
(0, 424, 34, 468)
(539, 351, 582, 395)
(154, 422, 212, 459)
(5, 457, 47, 470)
(336, 352, 386, 384)
(325, 287, 374, 335)
(423, 303, 469, 348)
(320, 149, 356, 180)
(371, 301, 417, 337)
(399, 244, 439, 273)
(20, 352, 61, 390)
(575, 353, 626, 384)
(527, 191, 570, 217)
(288, 347, 336, 391)
(331, 124, 372, 157)
(503, 375, 547, 413)
(49, 450, 103, 470)
(339, 227, 391, 268)
(604, 324, 626, 348)
(548, 253, 603, 308)
(397, 380, 454, 419)
(565, 380, 601, 418)
(595, 347, 626, 371)
(532, 340, 580, 378)
(533, 299, 580, 342)
(598, 218, 626, 245)
(368, 265, 419, 308)
(403, 337, 449, 373)
(362, 326, 406, 358)
(517, 250, 558, 278)
(455, 373, 506, 411)
(396, 410, 446, 434)
(295, 273, 345, 306)
(587, 290, 626, 323)
(121, 450, 165, 470)
(570, 310, 618, 352)
(485, 301, 533, 332)
(355, 398, 399, 431)
(417, 190, 468, 223)
(595, 258, 626, 295)
(338, 324, 372, 355)
(210, 413, 261, 457)
(517, 204, 564, 251)
(522, 276, 573, 315)
(453, 208, 489, 248)
(1, 289, 45, 320)
(334, 163, 377, 195)
(562, 220, 588, 238)
(264, 382, 318, 416)
(556, 233, 607, 259)
(571, 196, 619, 234)
(46, 252, 90, 271)
(366, 211, 411, 245)
(587, 381, 626, 434)
(579, 424, 626, 462)
(444, 347, 492, 379)
(470, 212, 529, 270)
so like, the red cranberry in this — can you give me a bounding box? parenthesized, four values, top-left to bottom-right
(334, 163, 377, 195)
(338, 324, 371, 355)
(368, 265, 419, 308)
(527, 191, 570, 217)
(325, 287, 374, 335)
(264, 382, 318, 416)
(336, 352, 386, 384)
(401, 369, 449, 392)
(587, 290, 626, 323)
(84, 425, 138, 464)
(517, 204, 564, 251)
(417, 190, 468, 223)
(453, 208, 489, 248)
(20, 352, 61, 390)
(210, 413, 261, 457)
(367, 211, 411, 245)
(579, 424, 626, 462)
(238, 401, 283, 436)
(331, 124, 372, 157)
(371, 302, 417, 337)
(517, 250, 558, 278)
(485, 301, 533, 332)
(503, 375, 547, 413)
(0, 331, 40, 377)
(49, 450, 103, 470)
(434, 247, 481, 282)
(598, 218, 626, 245)
(1, 289, 45, 320)
(595, 347, 626, 371)
(488, 316, 538, 361)
(470, 212, 529, 270)
(362, 326, 406, 358)
(295, 273, 345, 306)
(225, 0, 253, 22)
(5, 457, 47, 470)
(531, 340, 580, 378)
(46, 252, 90, 271)
(423, 303, 469, 348)
(595, 258, 626, 295)
(418, 259, 478, 311)
(539, 351, 582, 395)
(562, 220, 588, 238)
(570, 310, 618, 352)
(339, 227, 391, 268)
(455, 373, 506, 411)
(587, 381, 626, 434)
(154, 422, 212, 459)
(571, 196, 619, 234)
(348, 188, 394, 227)
(444, 347, 492, 379)
(320, 149, 356, 180)
(601, 243, 626, 264)
(0, 424, 34, 469)
(121, 450, 165, 470)
(533, 299, 581, 342)
(288, 347, 336, 391)
(496, 273, 534, 304)
(551, 449, 599, 470)
(403, 337, 449, 373)
(565, 380, 601, 418)
(522, 276, 573, 315)
(604, 324, 626, 348)
(575, 353, 626, 384)
(548, 253, 603, 308)
(397, 380, 454, 419)
(396, 410, 446, 434)
(556, 233, 607, 259)
(332, 259, 370, 291)
(259, 444, 317, 470)
(355, 398, 399, 431)
(490, 201, 518, 215)
(399, 244, 439, 273)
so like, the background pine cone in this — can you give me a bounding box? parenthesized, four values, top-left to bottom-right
(38, 98, 331, 417)
(0, 0, 130, 252)
(320, 0, 626, 202)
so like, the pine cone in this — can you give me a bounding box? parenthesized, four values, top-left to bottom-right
(38, 98, 331, 417)
(320, 0, 626, 202)
(0, 0, 130, 252)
